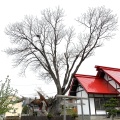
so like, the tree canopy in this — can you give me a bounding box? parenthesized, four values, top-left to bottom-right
(5, 6, 118, 96)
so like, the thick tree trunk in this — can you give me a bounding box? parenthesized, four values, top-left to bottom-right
(48, 97, 62, 116)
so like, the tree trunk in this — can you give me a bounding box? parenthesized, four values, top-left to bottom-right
(111, 115, 114, 120)
(48, 97, 62, 116)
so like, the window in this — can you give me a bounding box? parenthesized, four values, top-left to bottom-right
(94, 98, 109, 110)
(95, 97, 120, 110)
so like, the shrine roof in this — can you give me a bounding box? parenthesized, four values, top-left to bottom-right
(73, 74, 119, 94)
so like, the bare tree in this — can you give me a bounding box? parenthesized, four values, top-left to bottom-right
(5, 6, 117, 114)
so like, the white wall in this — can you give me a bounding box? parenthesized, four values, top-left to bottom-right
(109, 80, 116, 88)
(96, 110, 106, 115)
(5, 102, 23, 117)
(77, 89, 107, 115)
(82, 91, 88, 98)
(104, 74, 119, 89)
(83, 99, 89, 115)
(76, 88, 89, 115)
(89, 98, 95, 115)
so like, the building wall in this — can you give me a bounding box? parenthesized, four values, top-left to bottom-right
(76, 86, 90, 115)
(5, 102, 23, 117)
(76, 73, 120, 116)
(76, 86, 107, 115)
(104, 74, 120, 90)
(5, 96, 23, 117)
(104, 73, 120, 96)
(89, 98, 95, 115)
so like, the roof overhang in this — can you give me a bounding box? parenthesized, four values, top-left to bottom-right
(69, 74, 119, 95)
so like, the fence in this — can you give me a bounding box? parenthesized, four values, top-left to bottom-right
(5, 116, 20, 120)
(21, 115, 74, 120)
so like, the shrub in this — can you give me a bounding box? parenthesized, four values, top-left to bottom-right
(47, 113, 54, 119)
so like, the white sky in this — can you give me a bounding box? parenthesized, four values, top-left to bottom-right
(0, 0, 120, 98)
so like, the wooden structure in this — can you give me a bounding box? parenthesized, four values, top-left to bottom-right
(69, 65, 120, 116)
(21, 92, 49, 116)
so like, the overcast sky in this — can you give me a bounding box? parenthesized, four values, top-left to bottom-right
(0, 0, 120, 98)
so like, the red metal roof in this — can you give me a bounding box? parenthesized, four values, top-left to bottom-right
(95, 65, 120, 85)
(74, 74, 119, 94)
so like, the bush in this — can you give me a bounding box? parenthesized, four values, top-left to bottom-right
(104, 98, 119, 119)
(71, 113, 78, 119)
(22, 105, 29, 114)
(47, 113, 54, 119)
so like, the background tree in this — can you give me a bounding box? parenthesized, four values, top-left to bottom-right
(5, 6, 118, 114)
(0, 76, 18, 115)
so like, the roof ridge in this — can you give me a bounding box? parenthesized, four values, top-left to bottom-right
(95, 65, 120, 71)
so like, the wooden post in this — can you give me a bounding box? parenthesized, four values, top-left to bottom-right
(63, 98, 66, 120)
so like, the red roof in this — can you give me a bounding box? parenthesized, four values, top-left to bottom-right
(74, 74, 119, 94)
(95, 65, 120, 85)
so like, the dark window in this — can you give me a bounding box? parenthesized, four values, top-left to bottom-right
(94, 98, 109, 110)
(95, 97, 120, 110)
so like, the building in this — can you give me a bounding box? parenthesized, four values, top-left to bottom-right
(69, 65, 120, 116)
(5, 96, 23, 117)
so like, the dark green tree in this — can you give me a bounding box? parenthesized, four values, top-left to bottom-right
(104, 98, 119, 120)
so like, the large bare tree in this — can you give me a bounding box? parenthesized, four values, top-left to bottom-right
(5, 6, 117, 114)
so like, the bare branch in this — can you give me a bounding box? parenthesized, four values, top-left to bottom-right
(63, 6, 118, 94)
(5, 6, 118, 96)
